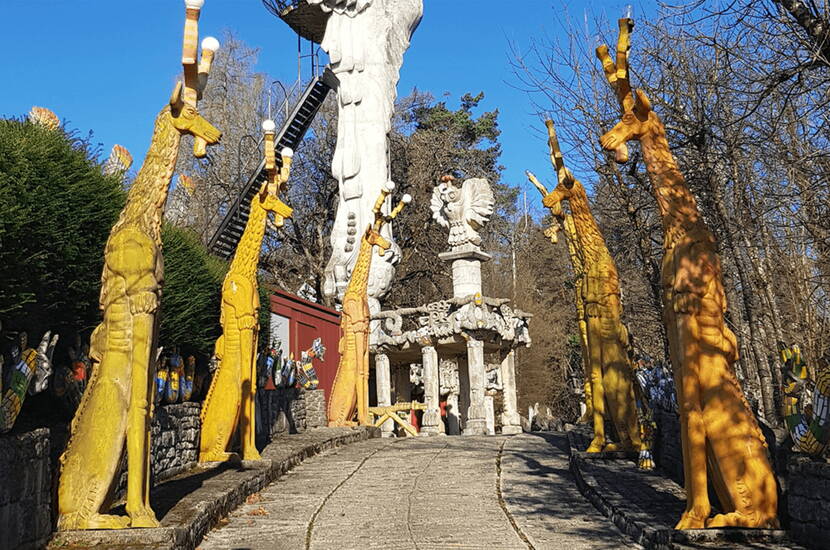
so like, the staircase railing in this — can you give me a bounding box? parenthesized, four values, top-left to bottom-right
(208, 68, 338, 259)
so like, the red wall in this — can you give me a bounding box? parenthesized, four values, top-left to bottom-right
(269, 289, 341, 407)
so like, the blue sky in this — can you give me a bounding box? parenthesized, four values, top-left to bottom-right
(1, 1, 641, 207)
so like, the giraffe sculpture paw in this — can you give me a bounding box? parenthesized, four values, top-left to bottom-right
(58, 512, 131, 531)
(706, 511, 778, 529)
(585, 437, 605, 453)
(675, 508, 709, 530)
(128, 507, 160, 528)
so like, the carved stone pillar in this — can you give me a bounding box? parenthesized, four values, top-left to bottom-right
(464, 338, 488, 435)
(485, 395, 496, 435)
(375, 353, 393, 437)
(420, 344, 444, 435)
(500, 349, 522, 434)
(457, 356, 470, 432)
(440, 358, 461, 435)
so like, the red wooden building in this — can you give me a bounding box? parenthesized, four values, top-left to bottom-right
(268, 288, 341, 406)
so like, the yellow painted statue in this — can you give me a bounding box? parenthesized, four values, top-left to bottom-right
(327, 185, 411, 426)
(199, 121, 294, 462)
(596, 18, 778, 529)
(527, 121, 645, 463)
(57, 0, 221, 530)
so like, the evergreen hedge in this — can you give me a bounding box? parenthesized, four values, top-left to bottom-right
(0, 118, 124, 336)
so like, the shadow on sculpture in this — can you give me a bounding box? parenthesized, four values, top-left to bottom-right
(199, 118, 294, 463)
(596, 17, 778, 529)
(57, 0, 221, 530)
(328, 184, 410, 426)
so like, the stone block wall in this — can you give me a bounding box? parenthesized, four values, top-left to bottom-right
(0, 428, 52, 550)
(788, 457, 830, 546)
(115, 402, 202, 495)
(259, 388, 327, 439)
(651, 406, 683, 486)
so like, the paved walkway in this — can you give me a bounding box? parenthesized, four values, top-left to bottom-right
(199, 433, 631, 550)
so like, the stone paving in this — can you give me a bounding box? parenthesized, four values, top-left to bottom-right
(199, 433, 632, 550)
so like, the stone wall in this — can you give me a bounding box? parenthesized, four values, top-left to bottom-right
(0, 428, 51, 550)
(115, 402, 202, 495)
(259, 388, 327, 440)
(788, 457, 830, 546)
(651, 406, 683, 486)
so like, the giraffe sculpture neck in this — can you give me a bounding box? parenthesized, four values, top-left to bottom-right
(228, 199, 269, 281)
(111, 107, 181, 246)
(344, 233, 374, 300)
(638, 125, 707, 252)
(566, 181, 618, 281)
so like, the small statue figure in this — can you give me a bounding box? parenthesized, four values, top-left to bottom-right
(779, 344, 830, 456)
(165, 350, 184, 404)
(0, 331, 56, 432)
(155, 355, 169, 406)
(181, 355, 196, 402)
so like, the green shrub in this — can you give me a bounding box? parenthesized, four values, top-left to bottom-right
(0, 118, 124, 336)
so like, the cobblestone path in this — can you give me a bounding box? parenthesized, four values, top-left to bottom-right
(199, 432, 631, 550)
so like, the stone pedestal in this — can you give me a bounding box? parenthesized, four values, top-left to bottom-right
(420, 345, 444, 435)
(438, 247, 492, 298)
(499, 350, 522, 435)
(375, 353, 394, 437)
(463, 338, 488, 435)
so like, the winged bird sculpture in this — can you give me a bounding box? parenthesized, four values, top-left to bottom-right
(430, 175, 495, 249)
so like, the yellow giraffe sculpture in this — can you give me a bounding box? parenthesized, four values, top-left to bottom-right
(57, 0, 220, 530)
(527, 120, 643, 458)
(596, 18, 778, 529)
(200, 121, 294, 462)
(328, 185, 410, 426)
(528, 169, 592, 424)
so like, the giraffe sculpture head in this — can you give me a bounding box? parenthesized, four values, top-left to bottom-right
(169, 0, 221, 158)
(260, 119, 294, 225)
(595, 18, 661, 164)
(527, 119, 579, 244)
(367, 182, 411, 257)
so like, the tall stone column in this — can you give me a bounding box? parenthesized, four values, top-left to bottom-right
(464, 338, 488, 435)
(420, 344, 444, 435)
(500, 349, 522, 434)
(375, 353, 393, 437)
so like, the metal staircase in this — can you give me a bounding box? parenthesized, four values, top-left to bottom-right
(208, 69, 338, 260)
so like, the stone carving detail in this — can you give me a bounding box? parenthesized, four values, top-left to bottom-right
(374, 296, 531, 350)
(317, 0, 424, 310)
(430, 176, 495, 250)
(439, 358, 459, 397)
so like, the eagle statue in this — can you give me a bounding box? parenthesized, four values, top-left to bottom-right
(430, 175, 495, 249)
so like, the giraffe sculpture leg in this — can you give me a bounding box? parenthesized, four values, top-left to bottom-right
(585, 313, 608, 452)
(125, 312, 159, 528)
(598, 316, 642, 452)
(57, 303, 132, 530)
(239, 326, 261, 461)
